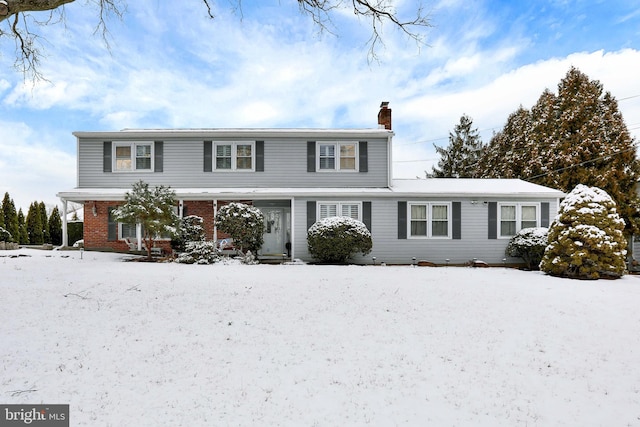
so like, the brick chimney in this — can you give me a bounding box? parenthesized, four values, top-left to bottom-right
(378, 101, 391, 130)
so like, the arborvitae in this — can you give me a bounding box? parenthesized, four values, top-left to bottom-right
(48, 206, 63, 246)
(540, 184, 627, 279)
(432, 114, 483, 178)
(17, 208, 28, 244)
(476, 67, 640, 233)
(26, 202, 44, 244)
(476, 107, 532, 178)
(38, 202, 50, 243)
(2, 193, 19, 243)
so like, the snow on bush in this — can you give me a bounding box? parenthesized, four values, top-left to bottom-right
(215, 203, 264, 254)
(175, 241, 219, 265)
(307, 216, 372, 263)
(505, 227, 548, 270)
(171, 215, 205, 252)
(540, 184, 627, 280)
(0, 226, 11, 242)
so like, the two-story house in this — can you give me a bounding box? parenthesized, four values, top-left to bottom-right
(57, 103, 565, 264)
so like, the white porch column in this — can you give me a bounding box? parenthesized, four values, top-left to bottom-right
(290, 197, 295, 260)
(136, 223, 143, 250)
(61, 199, 68, 247)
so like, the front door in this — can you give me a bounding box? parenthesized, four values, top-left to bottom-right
(261, 208, 285, 255)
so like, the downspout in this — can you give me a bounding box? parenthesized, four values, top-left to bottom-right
(213, 199, 218, 242)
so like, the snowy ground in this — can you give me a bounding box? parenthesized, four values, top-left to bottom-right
(1, 249, 640, 426)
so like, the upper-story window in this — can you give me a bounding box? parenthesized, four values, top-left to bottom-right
(499, 203, 539, 237)
(317, 142, 358, 171)
(408, 202, 452, 238)
(114, 142, 153, 172)
(215, 142, 254, 171)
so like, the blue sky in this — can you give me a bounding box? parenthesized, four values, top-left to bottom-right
(0, 0, 639, 210)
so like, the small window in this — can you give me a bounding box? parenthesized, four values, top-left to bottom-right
(317, 142, 358, 171)
(318, 202, 361, 221)
(500, 205, 517, 236)
(114, 142, 153, 172)
(408, 202, 451, 238)
(214, 142, 255, 171)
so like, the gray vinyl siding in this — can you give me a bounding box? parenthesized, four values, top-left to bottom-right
(78, 137, 389, 188)
(295, 197, 559, 265)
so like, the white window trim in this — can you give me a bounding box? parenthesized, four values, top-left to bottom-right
(317, 201, 363, 221)
(213, 141, 256, 172)
(316, 142, 359, 172)
(497, 202, 540, 238)
(113, 142, 154, 173)
(407, 202, 452, 239)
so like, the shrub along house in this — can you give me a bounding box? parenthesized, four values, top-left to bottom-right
(57, 103, 565, 264)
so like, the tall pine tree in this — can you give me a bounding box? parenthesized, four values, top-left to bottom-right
(49, 206, 63, 246)
(431, 114, 483, 178)
(17, 208, 29, 245)
(476, 67, 640, 233)
(39, 202, 50, 244)
(26, 202, 44, 245)
(2, 193, 20, 243)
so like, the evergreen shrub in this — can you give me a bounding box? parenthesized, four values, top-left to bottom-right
(307, 216, 372, 263)
(505, 227, 548, 270)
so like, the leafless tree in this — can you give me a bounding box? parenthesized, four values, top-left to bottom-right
(0, 0, 430, 80)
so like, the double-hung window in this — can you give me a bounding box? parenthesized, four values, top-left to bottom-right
(499, 203, 539, 237)
(317, 142, 358, 171)
(318, 202, 361, 221)
(214, 142, 254, 171)
(114, 142, 153, 172)
(408, 202, 451, 238)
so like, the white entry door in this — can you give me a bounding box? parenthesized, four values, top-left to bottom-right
(261, 208, 284, 255)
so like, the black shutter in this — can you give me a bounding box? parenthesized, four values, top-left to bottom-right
(107, 207, 117, 241)
(154, 141, 163, 172)
(256, 141, 264, 172)
(307, 141, 316, 172)
(307, 201, 316, 230)
(452, 202, 461, 240)
(363, 201, 372, 231)
(541, 202, 550, 227)
(488, 202, 497, 239)
(182, 205, 188, 218)
(359, 141, 368, 173)
(203, 141, 212, 172)
(103, 141, 112, 173)
(398, 201, 407, 239)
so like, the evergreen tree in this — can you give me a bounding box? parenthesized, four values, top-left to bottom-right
(2, 193, 20, 243)
(431, 114, 483, 178)
(476, 67, 640, 233)
(26, 202, 44, 244)
(0, 196, 4, 230)
(48, 206, 63, 246)
(215, 202, 264, 254)
(540, 184, 627, 279)
(112, 181, 179, 259)
(17, 209, 29, 245)
(39, 202, 50, 243)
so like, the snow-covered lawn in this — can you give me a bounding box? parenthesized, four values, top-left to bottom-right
(2, 249, 640, 426)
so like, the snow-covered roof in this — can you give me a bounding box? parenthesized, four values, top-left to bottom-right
(73, 128, 394, 140)
(57, 178, 564, 201)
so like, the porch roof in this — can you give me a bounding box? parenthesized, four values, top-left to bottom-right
(57, 179, 564, 202)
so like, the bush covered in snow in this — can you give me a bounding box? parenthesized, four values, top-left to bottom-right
(171, 215, 205, 252)
(175, 241, 219, 265)
(0, 226, 11, 242)
(307, 216, 372, 263)
(505, 227, 549, 270)
(215, 203, 264, 254)
(540, 184, 627, 280)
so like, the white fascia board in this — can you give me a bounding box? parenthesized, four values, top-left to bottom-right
(73, 128, 395, 141)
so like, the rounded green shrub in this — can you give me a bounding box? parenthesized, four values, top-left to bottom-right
(307, 216, 372, 263)
(540, 184, 627, 280)
(505, 227, 548, 270)
(0, 226, 11, 242)
(215, 202, 264, 254)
